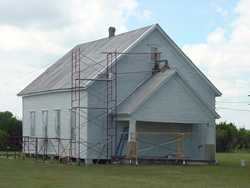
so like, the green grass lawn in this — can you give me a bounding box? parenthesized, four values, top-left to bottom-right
(0, 153, 249, 188)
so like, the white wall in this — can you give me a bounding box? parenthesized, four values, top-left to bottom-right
(138, 29, 216, 109)
(21, 27, 217, 161)
(132, 74, 214, 124)
(114, 28, 216, 112)
(115, 28, 217, 160)
(22, 91, 88, 158)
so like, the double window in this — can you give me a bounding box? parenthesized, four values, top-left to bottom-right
(30, 110, 62, 138)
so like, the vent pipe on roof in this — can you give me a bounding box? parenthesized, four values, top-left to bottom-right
(109, 27, 116, 38)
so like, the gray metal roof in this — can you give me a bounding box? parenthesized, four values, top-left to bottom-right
(18, 25, 153, 96)
(118, 69, 176, 114)
(118, 69, 220, 118)
(18, 23, 221, 97)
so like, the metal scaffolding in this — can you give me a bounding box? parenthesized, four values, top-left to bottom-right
(70, 47, 119, 163)
(0, 48, 208, 165)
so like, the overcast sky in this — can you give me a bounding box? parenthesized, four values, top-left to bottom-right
(0, 0, 249, 128)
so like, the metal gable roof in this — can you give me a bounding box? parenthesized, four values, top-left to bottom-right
(18, 23, 221, 98)
(153, 24, 222, 97)
(118, 69, 176, 115)
(18, 25, 153, 96)
(118, 69, 220, 119)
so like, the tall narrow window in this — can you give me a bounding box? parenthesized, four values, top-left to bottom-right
(151, 47, 160, 61)
(54, 110, 61, 138)
(42, 110, 48, 138)
(71, 110, 76, 140)
(151, 47, 160, 72)
(30, 111, 36, 136)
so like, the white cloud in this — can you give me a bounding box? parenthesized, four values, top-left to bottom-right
(0, 25, 65, 54)
(207, 27, 226, 44)
(0, 60, 44, 119)
(216, 6, 229, 18)
(142, 9, 152, 19)
(183, 0, 250, 128)
(0, 0, 151, 118)
(0, 0, 70, 27)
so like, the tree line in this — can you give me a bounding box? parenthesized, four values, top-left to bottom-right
(0, 111, 22, 150)
(0, 111, 250, 152)
(216, 121, 250, 152)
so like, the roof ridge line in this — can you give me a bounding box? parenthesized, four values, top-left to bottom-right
(76, 24, 155, 47)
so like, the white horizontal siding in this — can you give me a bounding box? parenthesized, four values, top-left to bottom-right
(132, 74, 213, 124)
(141, 29, 216, 109)
(22, 91, 88, 158)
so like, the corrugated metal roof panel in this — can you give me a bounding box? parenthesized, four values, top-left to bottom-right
(18, 25, 153, 96)
(118, 69, 176, 114)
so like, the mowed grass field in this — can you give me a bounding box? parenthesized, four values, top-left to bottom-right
(0, 153, 249, 188)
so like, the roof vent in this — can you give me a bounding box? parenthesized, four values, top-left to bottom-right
(108, 27, 116, 38)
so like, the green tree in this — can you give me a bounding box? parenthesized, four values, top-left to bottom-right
(237, 128, 250, 150)
(0, 129, 7, 142)
(216, 122, 238, 152)
(0, 111, 22, 150)
(216, 122, 250, 152)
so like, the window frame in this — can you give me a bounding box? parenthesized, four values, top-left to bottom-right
(30, 111, 36, 137)
(70, 110, 76, 140)
(151, 47, 160, 61)
(41, 110, 48, 138)
(54, 109, 61, 138)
